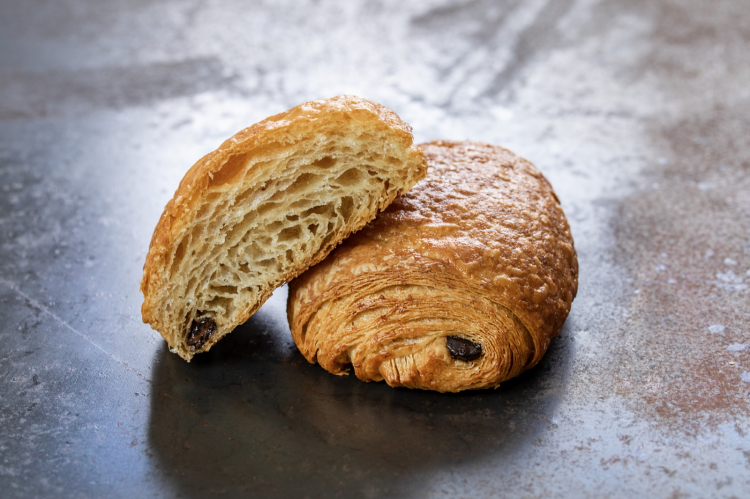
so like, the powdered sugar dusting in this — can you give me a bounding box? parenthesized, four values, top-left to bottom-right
(708, 324, 726, 334)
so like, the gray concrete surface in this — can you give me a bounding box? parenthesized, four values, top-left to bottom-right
(1, 0, 749, 497)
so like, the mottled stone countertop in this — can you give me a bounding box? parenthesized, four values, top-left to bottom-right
(1, 1, 748, 497)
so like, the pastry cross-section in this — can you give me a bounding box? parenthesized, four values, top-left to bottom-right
(140, 96, 427, 361)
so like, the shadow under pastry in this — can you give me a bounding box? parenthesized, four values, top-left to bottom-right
(146, 290, 576, 497)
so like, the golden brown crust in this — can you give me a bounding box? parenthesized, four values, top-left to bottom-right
(141, 95, 426, 360)
(287, 140, 578, 392)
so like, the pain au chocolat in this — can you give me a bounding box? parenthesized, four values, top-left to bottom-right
(141, 96, 427, 361)
(287, 140, 577, 392)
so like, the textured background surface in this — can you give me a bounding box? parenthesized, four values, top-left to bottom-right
(1, 1, 749, 497)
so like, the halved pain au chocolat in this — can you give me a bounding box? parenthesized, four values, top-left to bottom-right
(186, 316, 216, 349)
(446, 336, 482, 361)
(139, 95, 427, 361)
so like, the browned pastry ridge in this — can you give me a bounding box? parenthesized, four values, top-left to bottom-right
(141, 96, 427, 361)
(287, 140, 578, 392)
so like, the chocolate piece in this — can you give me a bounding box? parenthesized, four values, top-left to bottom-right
(187, 316, 216, 349)
(446, 336, 482, 361)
